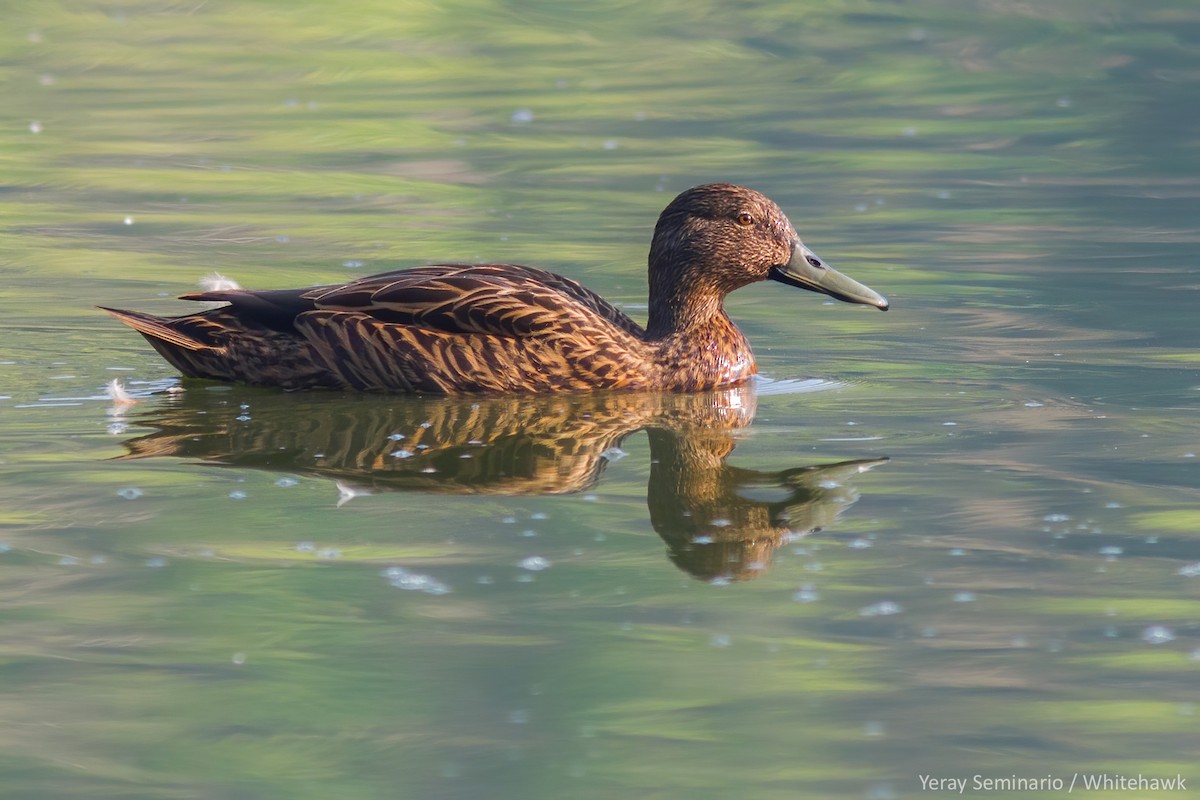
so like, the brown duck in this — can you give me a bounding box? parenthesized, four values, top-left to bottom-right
(101, 183, 888, 393)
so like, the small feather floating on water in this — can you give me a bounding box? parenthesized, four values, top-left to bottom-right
(199, 272, 242, 292)
(106, 379, 138, 408)
(335, 480, 372, 508)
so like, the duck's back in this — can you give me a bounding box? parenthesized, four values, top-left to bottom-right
(104, 264, 658, 393)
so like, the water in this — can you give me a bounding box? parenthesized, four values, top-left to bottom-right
(2, 1, 1199, 797)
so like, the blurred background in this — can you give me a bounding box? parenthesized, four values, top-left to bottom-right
(1, 1, 1198, 797)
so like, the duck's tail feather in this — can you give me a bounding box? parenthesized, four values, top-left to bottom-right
(98, 306, 215, 351)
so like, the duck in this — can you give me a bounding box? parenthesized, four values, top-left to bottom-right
(100, 183, 888, 393)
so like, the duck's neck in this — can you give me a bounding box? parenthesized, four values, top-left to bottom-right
(647, 301, 757, 391)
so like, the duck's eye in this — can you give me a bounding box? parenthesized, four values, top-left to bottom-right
(806, 256, 823, 269)
(736, 212, 755, 227)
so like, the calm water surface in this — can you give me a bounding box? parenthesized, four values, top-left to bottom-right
(2, 1, 1198, 798)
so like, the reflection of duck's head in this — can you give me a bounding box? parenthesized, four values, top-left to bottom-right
(646, 421, 888, 581)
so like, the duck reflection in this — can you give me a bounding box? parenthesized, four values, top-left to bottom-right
(119, 386, 885, 581)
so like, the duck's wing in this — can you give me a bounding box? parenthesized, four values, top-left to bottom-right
(299, 264, 644, 338)
(173, 263, 652, 392)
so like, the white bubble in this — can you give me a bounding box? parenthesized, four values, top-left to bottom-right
(519, 556, 551, 571)
(1141, 625, 1175, 645)
(793, 584, 820, 603)
(859, 600, 902, 617)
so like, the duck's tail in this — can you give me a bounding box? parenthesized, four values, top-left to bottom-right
(97, 306, 214, 351)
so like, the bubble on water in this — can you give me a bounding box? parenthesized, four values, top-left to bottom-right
(1043, 513, 1071, 522)
(58, 555, 80, 566)
(530, 511, 548, 520)
(391, 449, 414, 459)
(1103, 625, 1120, 638)
(342, 260, 364, 268)
(1056, 96, 1072, 108)
(507, 709, 530, 724)
(848, 538, 872, 549)
(387, 432, 406, 441)
(953, 591, 976, 603)
(316, 548, 341, 560)
(602, 139, 619, 150)
(793, 584, 820, 603)
(710, 633, 732, 648)
(117, 487, 144, 500)
(232, 652, 247, 665)
(864, 720, 885, 737)
(296, 541, 316, 552)
(710, 518, 731, 528)
(600, 447, 627, 462)
(1024, 401, 1044, 408)
(228, 490, 247, 500)
(859, 600, 902, 617)
(384, 566, 451, 594)
(0, 543, 11, 554)
(948, 548, 966, 556)
(275, 477, 299, 488)
(519, 556, 551, 571)
(1141, 625, 1175, 645)
(30, 120, 43, 134)
(935, 190, 952, 200)
(476, 575, 494, 585)
(901, 126, 918, 137)
(1178, 562, 1200, 577)
(145, 557, 167, 568)
(692, 535, 715, 545)
(275, 235, 289, 243)
(501, 516, 517, 524)
(511, 109, 534, 124)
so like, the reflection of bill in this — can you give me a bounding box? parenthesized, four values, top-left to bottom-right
(118, 384, 886, 581)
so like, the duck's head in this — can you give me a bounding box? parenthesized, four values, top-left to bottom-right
(647, 184, 888, 333)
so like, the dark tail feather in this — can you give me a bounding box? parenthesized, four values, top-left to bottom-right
(97, 306, 214, 351)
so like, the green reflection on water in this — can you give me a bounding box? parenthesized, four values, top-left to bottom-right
(1, 0, 1199, 797)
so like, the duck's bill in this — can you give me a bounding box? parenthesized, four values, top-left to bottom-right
(770, 243, 889, 310)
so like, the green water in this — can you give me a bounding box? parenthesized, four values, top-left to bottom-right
(2, 1, 1199, 797)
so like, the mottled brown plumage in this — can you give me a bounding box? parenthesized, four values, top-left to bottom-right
(101, 184, 888, 394)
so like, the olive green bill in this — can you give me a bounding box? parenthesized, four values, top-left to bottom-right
(770, 241, 889, 310)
